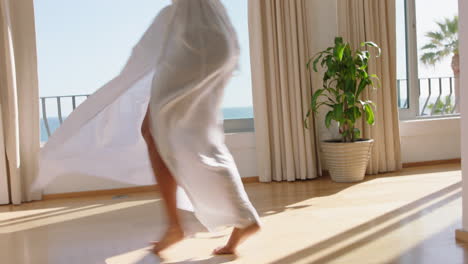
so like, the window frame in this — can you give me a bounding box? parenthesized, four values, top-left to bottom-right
(399, 0, 420, 120)
(224, 118, 255, 133)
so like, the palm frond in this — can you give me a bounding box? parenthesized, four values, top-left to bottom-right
(447, 16, 458, 35)
(420, 15, 459, 65)
(426, 31, 444, 42)
(421, 43, 437, 50)
(420, 52, 439, 65)
(436, 21, 448, 36)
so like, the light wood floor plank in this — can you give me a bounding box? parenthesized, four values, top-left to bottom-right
(0, 163, 466, 264)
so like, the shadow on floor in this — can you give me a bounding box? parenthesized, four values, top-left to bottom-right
(0, 194, 162, 231)
(249, 163, 461, 219)
(268, 181, 461, 264)
(385, 223, 468, 264)
(1, 165, 462, 263)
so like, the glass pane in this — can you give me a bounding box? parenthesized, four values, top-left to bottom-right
(35, 1, 254, 142)
(35, 1, 171, 98)
(396, 0, 409, 109)
(415, 0, 458, 116)
(35, 1, 171, 142)
(220, 0, 254, 120)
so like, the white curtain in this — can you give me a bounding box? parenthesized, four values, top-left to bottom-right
(338, 0, 402, 174)
(0, 0, 41, 204)
(249, 0, 321, 182)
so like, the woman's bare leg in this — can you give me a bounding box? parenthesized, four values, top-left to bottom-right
(142, 109, 259, 255)
(213, 223, 261, 255)
(141, 109, 184, 254)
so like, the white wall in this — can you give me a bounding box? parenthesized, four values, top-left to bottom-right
(306, 0, 340, 169)
(306, 0, 339, 143)
(400, 117, 461, 163)
(459, 0, 468, 231)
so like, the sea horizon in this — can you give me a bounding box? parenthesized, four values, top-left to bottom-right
(40, 106, 254, 142)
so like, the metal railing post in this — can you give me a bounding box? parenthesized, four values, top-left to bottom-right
(57, 97, 63, 124)
(421, 78, 431, 115)
(41, 98, 51, 137)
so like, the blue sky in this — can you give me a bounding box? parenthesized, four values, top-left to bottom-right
(34, 0, 252, 108)
(35, 0, 458, 110)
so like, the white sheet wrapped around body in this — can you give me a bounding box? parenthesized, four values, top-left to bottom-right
(35, 0, 260, 231)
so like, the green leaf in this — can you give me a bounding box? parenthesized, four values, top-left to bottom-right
(420, 52, 439, 65)
(335, 44, 345, 61)
(326, 87, 339, 98)
(363, 103, 375, 125)
(420, 15, 458, 66)
(362, 41, 382, 57)
(356, 79, 370, 97)
(311, 53, 323, 72)
(345, 106, 361, 123)
(306, 58, 313, 69)
(333, 103, 344, 123)
(426, 31, 444, 41)
(344, 44, 352, 59)
(304, 110, 311, 129)
(344, 79, 356, 94)
(325, 95, 337, 104)
(325, 111, 334, 128)
(369, 74, 381, 88)
(344, 91, 355, 106)
(311, 89, 325, 112)
(353, 128, 361, 140)
(334, 37, 344, 46)
(316, 102, 335, 110)
(421, 43, 438, 50)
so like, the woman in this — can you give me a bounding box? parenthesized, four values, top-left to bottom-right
(140, 0, 261, 255)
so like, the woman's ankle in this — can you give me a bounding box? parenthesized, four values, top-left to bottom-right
(167, 224, 183, 233)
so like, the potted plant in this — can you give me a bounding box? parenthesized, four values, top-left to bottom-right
(305, 37, 380, 183)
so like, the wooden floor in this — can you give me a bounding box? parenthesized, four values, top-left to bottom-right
(0, 164, 466, 264)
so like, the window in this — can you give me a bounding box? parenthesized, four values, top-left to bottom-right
(35, 0, 254, 142)
(396, 0, 459, 120)
(220, 0, 254, 120)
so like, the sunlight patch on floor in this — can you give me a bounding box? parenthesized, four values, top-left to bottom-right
(0, 164, 464, 264)
(0, 207, 67, 221)
(0, 199, 160, 234)
(266, 187, 462, 264)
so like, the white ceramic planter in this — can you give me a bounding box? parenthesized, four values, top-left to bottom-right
(321, 139, 374, 183)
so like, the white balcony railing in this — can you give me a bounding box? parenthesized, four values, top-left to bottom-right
(39, 95, 255, 142)
(397, 76, 459, 117)
(40, 76, 457, 141)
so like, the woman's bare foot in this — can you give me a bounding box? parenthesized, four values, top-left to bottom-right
(151, 226, 184, 255)
(213, 223, 261, 255)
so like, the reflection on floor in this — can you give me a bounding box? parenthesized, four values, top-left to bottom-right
(0, 164, 466, 264)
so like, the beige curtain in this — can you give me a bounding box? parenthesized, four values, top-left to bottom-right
(248, 0, 320, 182)
(338, 0, 402, 174)
(0, 0, 41, 204)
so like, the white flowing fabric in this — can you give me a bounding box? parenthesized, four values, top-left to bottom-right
(34, 0, 260, 231)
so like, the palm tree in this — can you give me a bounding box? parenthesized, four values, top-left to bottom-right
(420, 16, 459, 112)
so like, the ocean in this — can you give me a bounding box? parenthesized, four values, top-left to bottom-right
(40, 106, 254, 142)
